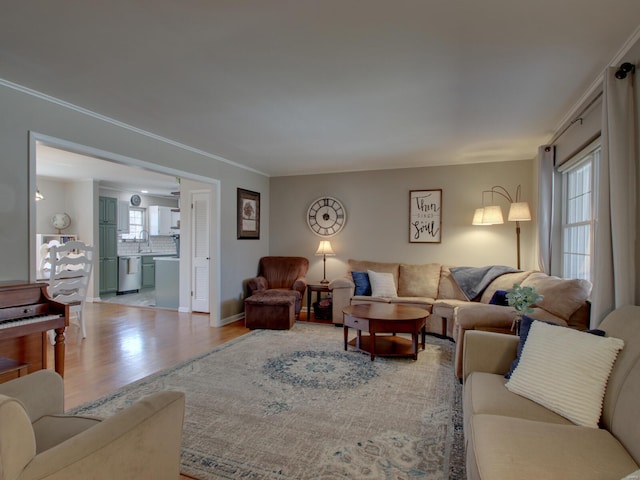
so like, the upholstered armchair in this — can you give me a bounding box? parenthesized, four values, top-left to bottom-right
(247, 256, 309, 316)
(0, 370, 185, 480)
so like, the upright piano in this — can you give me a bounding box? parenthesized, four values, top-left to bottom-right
(0, 281, 70, 377)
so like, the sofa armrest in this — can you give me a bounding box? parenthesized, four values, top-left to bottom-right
(463, 330, 519, 383)
(329, 277, 355, 290)
(0, 370, 64, 421)
(455, 303, 519, 333)
(452, 303, 519, 379)
(21, 391, 185, 480)
(329, 277, 355, 324)
(247, 276, 268, 295)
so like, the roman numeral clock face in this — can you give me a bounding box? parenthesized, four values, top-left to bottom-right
(306, 197, 346, 237)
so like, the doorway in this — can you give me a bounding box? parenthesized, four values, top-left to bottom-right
(29, 132, 220, 325)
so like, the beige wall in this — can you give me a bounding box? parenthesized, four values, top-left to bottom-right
(1, 83, 269, 321)
(270, 160, 536, 283)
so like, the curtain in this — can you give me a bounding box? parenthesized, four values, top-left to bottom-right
(537, 145, 555, 274)
(591, 66, 637, 327)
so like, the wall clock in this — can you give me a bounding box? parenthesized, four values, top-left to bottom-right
(306, 197, 346, 237)
(130, 194, 142, 206)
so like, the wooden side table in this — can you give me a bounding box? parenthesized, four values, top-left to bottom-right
(306, 283, 331, 320)
(0, 357, 29, 384)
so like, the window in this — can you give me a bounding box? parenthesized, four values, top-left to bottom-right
(560, 142, 599, 283)
(121, 207, 145, 240)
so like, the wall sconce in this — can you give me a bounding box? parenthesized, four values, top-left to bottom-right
(315, 240, 335, 284)
(472, 185, 531, 269)
(35, 188, 44, 201)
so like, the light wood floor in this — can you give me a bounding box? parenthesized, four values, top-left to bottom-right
(48, 301, 327, 479)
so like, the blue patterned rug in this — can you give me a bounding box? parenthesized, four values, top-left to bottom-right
(69, 323, 465, 479)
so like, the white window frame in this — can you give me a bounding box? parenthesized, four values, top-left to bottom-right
(121, 207, 145, 240)
(558, 139, 600, 283)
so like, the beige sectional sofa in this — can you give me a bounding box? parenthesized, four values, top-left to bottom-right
(328, 259, 592, 378)
(462, 305, 640, 480)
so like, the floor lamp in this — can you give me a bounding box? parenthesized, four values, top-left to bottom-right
(472, 185, 531, 269)
(315, 240, 335, 284)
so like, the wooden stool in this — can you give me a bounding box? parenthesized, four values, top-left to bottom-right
(245, 294, 296, 330)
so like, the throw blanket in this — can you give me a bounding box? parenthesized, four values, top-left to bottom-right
(450, 265, 519, 301)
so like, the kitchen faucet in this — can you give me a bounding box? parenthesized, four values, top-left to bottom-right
(137, 229, 150, 252)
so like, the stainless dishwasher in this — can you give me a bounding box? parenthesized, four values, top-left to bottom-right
(117, 256, 142, 294)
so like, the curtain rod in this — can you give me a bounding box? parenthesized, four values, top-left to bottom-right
(548, 90, 603, 145)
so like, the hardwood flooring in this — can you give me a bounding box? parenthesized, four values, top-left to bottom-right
(48, 301, 329, 479)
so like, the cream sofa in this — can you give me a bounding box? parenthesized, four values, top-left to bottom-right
(462, 305, 640, 480)
(328, 259, 591, 378)
(0, 370, 185, 479)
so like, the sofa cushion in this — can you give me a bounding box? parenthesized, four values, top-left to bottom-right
(367, 270, 397, 298)
(506, 321, 624, 428)
(469, 414, 639, 480)
(464, 372, 573, 428)
(598, 306, 640, 465)
(348, 260, 399, 288)
(397, 263, 441, 298)
(520, 272, 592, 321)
(389, 297, 434, 312)
(351, 296, 390, 305)
(437, 266, 467, 300)
(351, 271, 371, 296)
(479, 270, 533, 303)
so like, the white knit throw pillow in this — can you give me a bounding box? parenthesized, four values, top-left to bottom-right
(506, 321, 624, 428)
(367, 270, 397, 298)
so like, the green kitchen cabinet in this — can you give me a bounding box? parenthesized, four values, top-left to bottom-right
(141, 256, 156, 288)
(99, 196, 118, 225)
(99, 196, 118, 294)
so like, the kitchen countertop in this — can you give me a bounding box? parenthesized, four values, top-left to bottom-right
(118, 252, 176, 257)
(154, 256, 179, 261)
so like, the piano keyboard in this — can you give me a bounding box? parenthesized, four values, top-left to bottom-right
(0, 314, 63, 329)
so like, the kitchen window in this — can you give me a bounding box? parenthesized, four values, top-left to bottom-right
(121, 208, 145, 240)
(560, 140, 599, 283)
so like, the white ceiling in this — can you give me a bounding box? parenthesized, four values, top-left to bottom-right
(3, 1, 640, 177)
(36, 144, 179, 196)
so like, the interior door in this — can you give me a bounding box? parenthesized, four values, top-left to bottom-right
(191, 191, 210, 312)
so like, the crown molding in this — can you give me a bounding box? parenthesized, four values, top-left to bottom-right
(0, 78, 269, 177)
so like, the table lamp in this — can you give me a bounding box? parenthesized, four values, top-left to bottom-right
(315, 240, 335, 284)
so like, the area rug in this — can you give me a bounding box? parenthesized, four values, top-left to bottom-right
(69, 323, 465, 479)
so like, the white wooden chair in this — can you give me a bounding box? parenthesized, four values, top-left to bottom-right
(48, 241, 94, 339)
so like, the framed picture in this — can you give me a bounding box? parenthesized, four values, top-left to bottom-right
(237, 188, 260, 239)
(409, 189, 442, 243)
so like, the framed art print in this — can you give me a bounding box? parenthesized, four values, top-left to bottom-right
(237, 188, 260, 239)
(409, 189, 442, 243)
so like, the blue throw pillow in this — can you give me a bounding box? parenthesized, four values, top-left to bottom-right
(489, 289, 509, 306)
(505, 315, 606, 379)
(351, 271, 371, 296)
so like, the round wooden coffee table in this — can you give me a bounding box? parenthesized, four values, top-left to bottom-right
(342, 304, 430, 360)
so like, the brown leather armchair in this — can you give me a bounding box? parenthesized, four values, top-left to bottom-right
(247, 256, 309, 316)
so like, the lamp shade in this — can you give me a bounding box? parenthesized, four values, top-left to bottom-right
(472, 208, 486, 225)
(481, 205, 504, 225)
(315, 240, 335, 256)
(508, 202, 532, 222)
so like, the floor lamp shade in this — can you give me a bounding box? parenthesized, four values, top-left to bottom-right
(508, 202, 532, 221)
(481, 205, 504, 225)
(471, 185, 531, 269)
